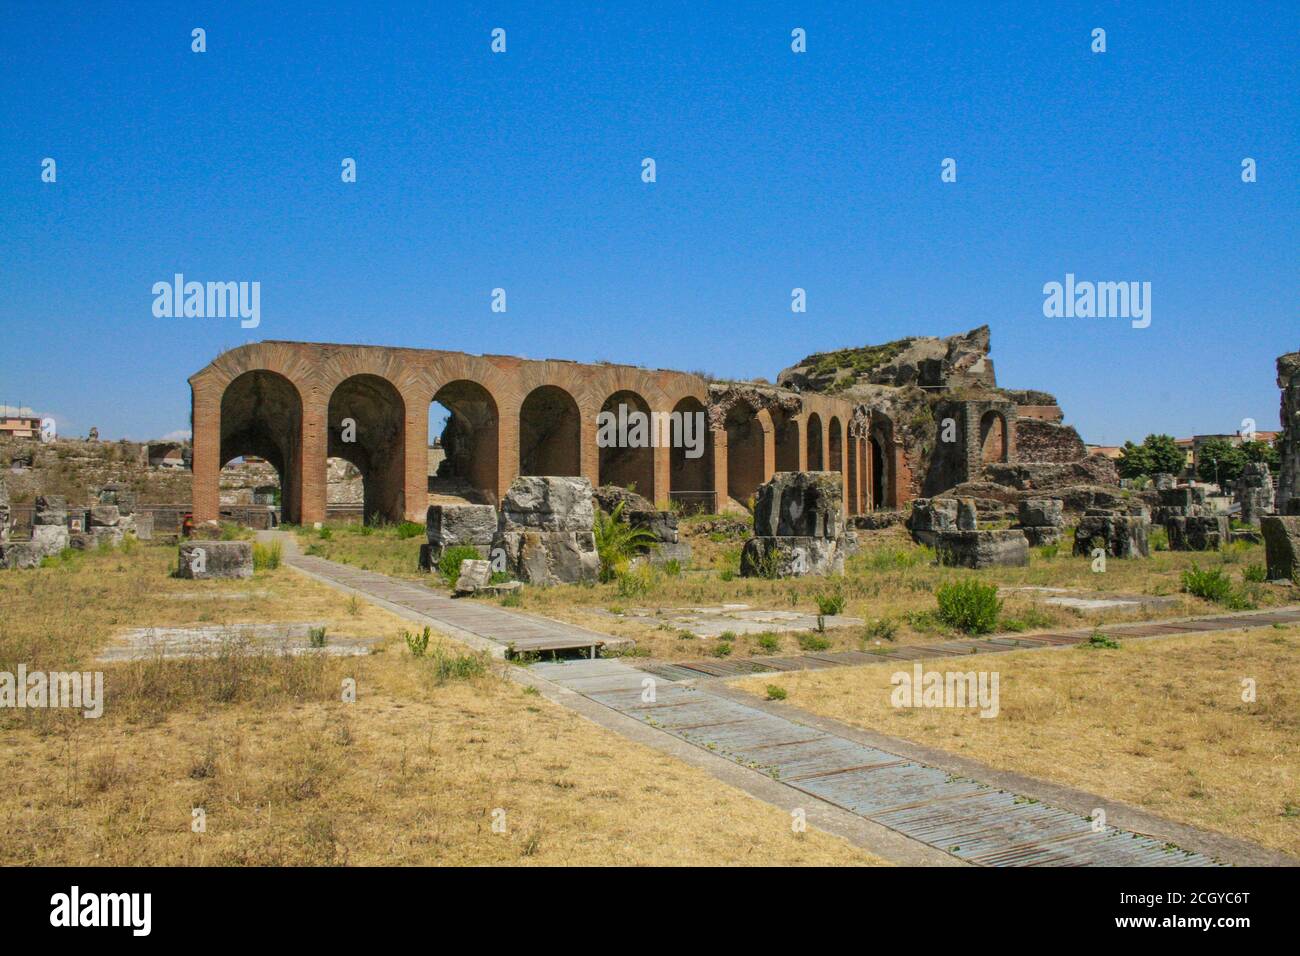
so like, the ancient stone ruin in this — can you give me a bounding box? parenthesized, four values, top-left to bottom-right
(1014, 497, 1064, 547)
(1072, 506, 1151, 559)
(1277, 351, 1300, 507)
(176, 540, 254, 580)
(492, 476, 600, 586)
(1235, 461, 1275, 527)
(740, 471, 846, 577)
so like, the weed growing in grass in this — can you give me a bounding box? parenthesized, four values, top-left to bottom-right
(1081, 631, 1122, 650)
(661, 558, 683, 577)
(437, 545, 482, 582)
(753, 632, 781, 654)
(616, 564, 654, 598)
(253, 540, 282, 571)
(814, 587, 846, 616)
(719, 569, 735, 582)
(999, 607, 1054, 633)
(318, 527, 332, 540)
(403, 625, 431, 658)
(309, 626, 328, 648)
(346, 595, 361, 617)
(1182, 563, 1253, 609)
(862, 617, 898, 643)
(1243, 564, 1268, 583)
(1036, 543, 1061, 560)
(500, 589, 523, 607)
(713, 640, 733, 658)
(426, 645, 488, 683)
(395, 521, 424, 539)
(935, 579, 1002, 634)
(1149, 526, 1169, 552)
(797, 632, 831, 652)
(765, 684, 788, 701)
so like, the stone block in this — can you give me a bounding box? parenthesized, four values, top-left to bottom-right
(33, 495, 67, 525)
(1020, 526, 1062, 547)
(626, 509, 679, 544)
(88, 504, 121, 528)
(453, 559, 492, 596)
(130, 513, 154, 540)
(31, 524, 70, 556)
(751, 472, 843, 539)
(1166, 515, 1229, 551)
(1018, 497, 1064, 528)
(492, 529, 599, 586)
(1073, 511, 1150, 558)
(956, 498, 978, 531)
(906, 497, 958, 545)
(0, 542, 41, 569)
(1260, 516, 1300, 582)
(176, 541, 254, 580)
(935, 529, 1029, 569)
(426, 504, 498, 550)
(499, 476, 595, 532)
(740, 536, 844, 577)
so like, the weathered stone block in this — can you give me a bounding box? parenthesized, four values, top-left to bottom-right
(492, 529, 599, 586)
(31, 524, 69, 556)
(1260, 516, 1300, 582)
(33, 496, 67, 525)
(1235, 461, 1275, 526)
(1166, 515, 1230, 551)
(88, 504, 121, 528)
(906, 497, 958, 546)
(935, 529, 1029, 568)
(740, 536, 844, 577)
(1018, 498, 1064, 528)
(426, 504, 498, 550)
(1020, 525, 1062, 547)
(1073, 511, 1150, 558)
(130, 513, 154, 540)
(453, 559, 492, 596)
(751, 472, 843, 540)
(626, 509, 679, 544)
(0, 542, 41, 569)
(500, 476, 595, 532)
(176, 541, 254, 580)
(956, 498, 978, 531)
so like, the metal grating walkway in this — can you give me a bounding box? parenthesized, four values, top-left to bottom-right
(530, 658, 1222, 867)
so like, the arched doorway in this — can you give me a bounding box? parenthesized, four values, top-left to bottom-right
(220, 370, 304, 523)
(327, 374, 407, 524)
(669, 396, 713, 513)
(870, 435, 886, 510)
(847, 432, 859, 515)
(806, 413, 824, 470)
(772, 409, 800, 473)
(520, 385, 580, 476)
(980, 411, 1008, 463)
(430, 380, 499, 504)
(598, 390, 655, 499)
(725, 402, 765, 506)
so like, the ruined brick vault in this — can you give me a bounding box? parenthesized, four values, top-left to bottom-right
(189, 331, 1071, 525)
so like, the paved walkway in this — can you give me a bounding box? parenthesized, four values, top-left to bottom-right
(282, 544, 1296, 867)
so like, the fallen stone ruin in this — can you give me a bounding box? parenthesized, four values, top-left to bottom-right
(740, 471, 847, 577)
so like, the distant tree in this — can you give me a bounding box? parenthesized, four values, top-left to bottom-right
(1117, 441, 1151, 480)
(1240, 439, 1280, 471)
(1196, 438, 1246, 486)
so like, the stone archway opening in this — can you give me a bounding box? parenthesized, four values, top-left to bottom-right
(980, 411, 1008, 464)
(669, 396, 713, 513)
(220, 370, 303, 523)
(520, 385, 580, 477)
(870, 435, 886, 510)
(806, 413, 824, 470)
(725, 402, 765, 507)
(847, 432, 859, 515)
(430, 380, 499, 504)
(598, 390, 655, 500)
(829, 417, 844, 473)
(772, 408, 801, 473)
(327, 374, 406, 524)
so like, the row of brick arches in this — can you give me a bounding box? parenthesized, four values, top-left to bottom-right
(191, 342, 908, 525)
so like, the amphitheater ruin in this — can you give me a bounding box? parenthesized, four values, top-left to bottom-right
(187, 331, 1048, 527)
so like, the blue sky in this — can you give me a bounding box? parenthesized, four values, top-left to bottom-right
(1, 1, 1296, 446)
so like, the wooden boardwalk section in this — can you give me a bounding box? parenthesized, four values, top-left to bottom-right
(288, 554, 623, 657)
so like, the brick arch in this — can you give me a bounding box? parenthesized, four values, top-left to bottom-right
(519, 383, 582, 478)
(218, 369, 306, 524)
(327, 373, 407, 524)
(597, 388, 656, 500)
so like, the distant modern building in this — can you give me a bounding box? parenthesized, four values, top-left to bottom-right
(0, 412, 42, 439)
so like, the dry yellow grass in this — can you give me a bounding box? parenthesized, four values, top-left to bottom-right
(735, 627, 1300, 856)
(0, 544, 884, 865)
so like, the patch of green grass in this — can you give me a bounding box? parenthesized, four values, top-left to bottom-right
(765, 684, 788, 701)
(396, 521, 425, 540)
(437, 545, 483, 582)
(935, 579, 1002, 634)
(252, 540, 282, 571)
(797, 632, 831, 652)
(814, 588, 846, 616)
(1080, 630, 1121, 650)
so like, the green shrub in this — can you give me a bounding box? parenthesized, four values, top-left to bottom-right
(396, 521, 425, 539)
(765, 684, 788, 701)
(1081, 631, 1121, 650)
(754, 632, 781, 654)
(863, 618, 898, 643)
(308, 626, 328, 648)
(252, 540, 282, 571)
(797, 632, 831, 652)
(428, 645, 487, 682)
(718, 569, 736, 582)
(1148, 526, 1169, 552)
(1243, 564, 1268, 583)
(814, 588, 846, 616)
(713, 640, 733, 658)
(438, 545, 483, 582)
(500, 589, 523, 608)
(935, 579, 1002, 634)
(403, 625, 431, 658)
(616, 564, 654, 598)
(661, 558, 683, 577)
(1181, 563, 1251, 608)
(318, 526, 332, 540)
